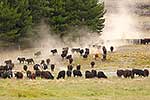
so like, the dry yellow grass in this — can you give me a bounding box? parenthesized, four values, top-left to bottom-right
(0, 44, 150, 100)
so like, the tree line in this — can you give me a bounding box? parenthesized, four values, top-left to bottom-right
(0, 0, 105, 46)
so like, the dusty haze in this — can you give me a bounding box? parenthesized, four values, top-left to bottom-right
(32, 0, 148, 49)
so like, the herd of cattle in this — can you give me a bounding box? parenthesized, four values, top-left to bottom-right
(0, 46, 149, 80)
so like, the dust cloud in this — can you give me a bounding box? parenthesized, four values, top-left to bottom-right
(101, 0, 143, 48)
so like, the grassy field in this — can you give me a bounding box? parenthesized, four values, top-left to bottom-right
(0, 77, 150, 100)
(0, 44, 150, 100)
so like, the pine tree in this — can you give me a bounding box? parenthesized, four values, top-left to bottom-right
(48, 0, 105, 36)
(0, 0, 32, 43)
(48, 0, 68, 36)
(28, 0, 50, 23)
(0, 1, 21, 42)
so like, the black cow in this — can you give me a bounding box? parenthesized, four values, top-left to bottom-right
(0, 65, 5, 70)
(85, 48, 90, 55)
(41, 71, 54, 79)
(69, 58, 73, 64)
(71, 48, 80, 53)
(110, 46, 114, 52)
(83, 54, 88, 58)
(62, 50, 68, 55)
(91, 70, 97, 77)
(57, 70, 65, 79)
(62, 47, 69, 51)
(141, 38, 150, 44)
(26, 58, 34, 64)
(4, 60, 14, 67)
(50, 64, 55, 71)
(67, 65, 73, 71)
(4, 60, 12, 65)
(97, 71, 107, 78)
(117, 70, 124, 77)
(85, 71, 94, 78)
(61, 53, 67, 59)
(90, 61, 95, 68)
(17, 57, 25, 63)
(1, 71, 13, 79)
(15, 72, 23, 79)
(76, 64, 81, 70)
(79, 49, 84, 56)
(66, 55, 72, 59)
(46, 58, 50, 65)
(51, 49, 58, 55)
(40, 60, 45, 65)
(35, 70, 41, 77)
(144, 69, 149, 77)
(123, 69, 134, 78)
(66, 70, 72, 77)
(33, 64, 40, 70)
(132, 69, 145, 77)
(26, 71, 36, 79)
(102, 46, 107, 55)
(5, 63, 14, 71)
(23, 65, 28, 71)
(102, 46, 107, 60)
(73, 70, 82, 77)
(26, 70, 32, 78)
(30, 73, 36, 79)
(43, 64, 48, 70)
